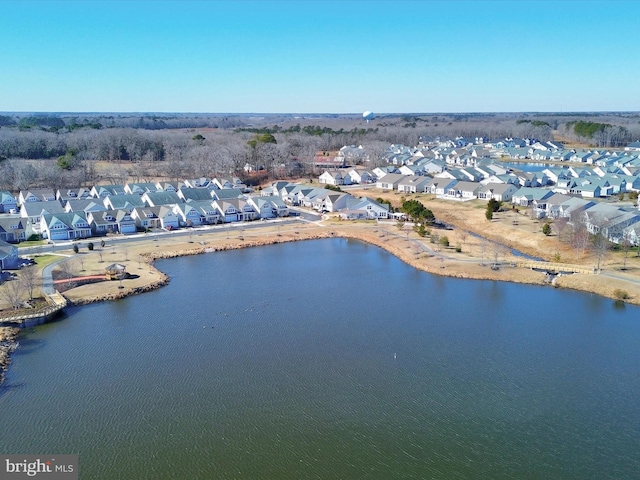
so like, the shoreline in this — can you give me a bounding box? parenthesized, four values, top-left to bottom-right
(0, 327, 19, 386)
(62, 222, 640, 307)
(2, 220, 639, 387)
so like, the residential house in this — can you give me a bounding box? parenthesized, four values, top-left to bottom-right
(103, 193, 146, 211)
(173, 203, 206, 226)
(20, 201, 66, 234)
(313, 151, 347, 170)
(625, 141, 640, 152)
(397, 175, 431, 194)
(212, 178, 235, 190)
(210, 188, 244, 201)
(56, 187, 92, 202)
(342, 197, 390, 219)
(178, 187, 214, 202)
(319, 171, 344, 186)
(311, 191, 331, 211)
(299, 188, 327, 209)
(347, 168, 375, 184)
(114, 210, 138, 234)
(511, 188, 555, 216)
(547, 196, 594, 219)
(477, 183, 518, 202)
(18, 189, 56, 204)
(64, 199, 107, 214)
(141, 191, 182, 207)
(184, 200, 221, 224)
(324, 192, 352, 212)
(155, 181, 181, 192)
(0, 192, 18, 213)
(398, 164, 425, 176)
(247, 196, 289, 218)
(444, 181, 480, 200)
(0, 217, 26, 243)
(183, 177, 211, 188)
(124, 182, 158, 195)
(213, 198, 258, 222)
(90, 184, 126, 198)
(131, 206, 180, 230)
(261, 181, 291, 197)
(376, 173, 406, 190)
(372, 166, 398, 179)
(425, 177, 458, 196)
(0, 240, 19, 269)
(40, 212, 91, 240)
(87, 210, 120, 236)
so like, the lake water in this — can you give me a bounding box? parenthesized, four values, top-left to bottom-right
(1, 238, 639, 479)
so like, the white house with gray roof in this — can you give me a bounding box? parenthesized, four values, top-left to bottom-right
(397, 175, 431, 194)
(476, 183, 518, 202)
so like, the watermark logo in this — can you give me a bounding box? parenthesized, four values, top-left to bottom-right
(0, 455, 77, 479)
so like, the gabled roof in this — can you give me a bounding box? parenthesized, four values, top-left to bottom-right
(105, 194, 146, 210)
(88, 210, 119, 226)
(0, 191, 17, 203)
(0, 217, 24, 231)
(92, 184, 126, 196)
(512, 187, 555, 201)
(125, 182, 157, 194)
(180, 187, 214, 202)
(478, 182, 517, 195)
(22, 200, 65, 216)
(185, 200, 218, 215)
(0, 239, 17, 257)
(211, 188, 244, 200)
(377, 173, 406, 184)
(20, 188, 56, 200)
(143, 191, 182, 206)
(42, 211, 89, 229)
(65, 199, 106, 213)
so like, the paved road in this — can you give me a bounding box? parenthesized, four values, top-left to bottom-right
(20, 216, 311, 257)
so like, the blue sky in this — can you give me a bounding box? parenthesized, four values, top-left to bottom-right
(1, 0, 638, 113)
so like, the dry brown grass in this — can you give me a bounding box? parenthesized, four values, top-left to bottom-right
(3, 193, 640, 313)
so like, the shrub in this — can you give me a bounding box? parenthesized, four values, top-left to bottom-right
(72, 244, 79, 254)
(87, 242, 94, 251)
(613, 289, 630, 301)
(542, 223, 552, 236)
(440, 236, 450, 247)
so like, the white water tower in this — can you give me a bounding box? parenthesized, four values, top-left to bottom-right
(363, 111, 374, 123)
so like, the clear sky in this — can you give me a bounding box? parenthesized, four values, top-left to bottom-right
(1, 0, 638, 114)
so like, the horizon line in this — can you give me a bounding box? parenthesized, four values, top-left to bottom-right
(2, 110, 640, 116)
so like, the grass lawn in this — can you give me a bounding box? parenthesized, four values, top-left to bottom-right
(17, 239, 48, 248)
(32, 254, 63, 268)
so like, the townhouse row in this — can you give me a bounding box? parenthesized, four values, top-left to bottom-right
(0, 179, 289, 243)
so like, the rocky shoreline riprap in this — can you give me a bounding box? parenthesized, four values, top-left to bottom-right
(0, 327, 19, 386)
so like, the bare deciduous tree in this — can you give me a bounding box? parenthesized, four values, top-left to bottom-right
(19, 265, 39, 300)
(592, 233, 610, 272)
(0, 280, 25, 310)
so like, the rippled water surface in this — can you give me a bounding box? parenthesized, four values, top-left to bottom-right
(1, 239, 639, 479)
